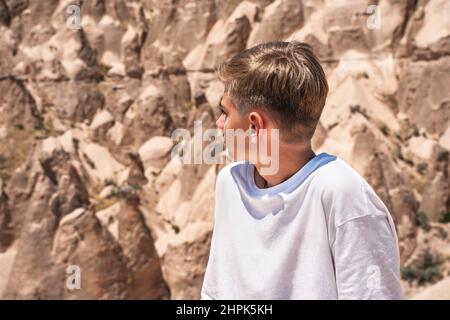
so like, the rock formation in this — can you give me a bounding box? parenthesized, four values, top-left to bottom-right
(0, 0, 449, 299)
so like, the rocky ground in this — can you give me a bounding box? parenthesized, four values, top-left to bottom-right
(0, 0, 449, 299)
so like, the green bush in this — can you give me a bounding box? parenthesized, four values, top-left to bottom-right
(415, 211, 431, 232)
(439, 212, 450, 224)
(401, 250, 443, 286)
(416, 163, 428, 175)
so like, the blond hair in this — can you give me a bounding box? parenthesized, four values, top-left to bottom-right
(218, 41, 328, 142)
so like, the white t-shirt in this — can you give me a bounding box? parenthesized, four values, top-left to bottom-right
(201, 152, 404, 300)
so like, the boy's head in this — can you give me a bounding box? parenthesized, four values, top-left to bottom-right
(216, 41, 328, 144)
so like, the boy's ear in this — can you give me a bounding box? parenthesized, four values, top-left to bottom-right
(248, 110, 265, 131)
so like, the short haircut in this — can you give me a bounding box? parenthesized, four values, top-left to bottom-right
(217, 41, 329, 142)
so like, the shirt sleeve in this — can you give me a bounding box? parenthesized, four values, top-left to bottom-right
(332, 214, 404, 300)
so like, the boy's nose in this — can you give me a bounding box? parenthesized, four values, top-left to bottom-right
(216, 115, 225, 129)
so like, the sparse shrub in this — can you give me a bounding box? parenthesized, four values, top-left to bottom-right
(379, 123, 390, 136)
(436, 226, 448, 239)
(13, 123, 24, 130)
(104, 178, 117, 187)
(380, 93, 399, 114)
(108, 185, 141, 199)
(82, 152, 96, 169)
(401, 250, 443, 286)
(72, 138, 80, 151)
(350, 104, 361, 114)
(416, 163, 428, 175)
(439, 212, 450, 224)
(349, 104, 370, 119)
(415, 211, 431, 232)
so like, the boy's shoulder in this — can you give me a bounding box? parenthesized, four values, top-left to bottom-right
(313, 157, 391, 226)
(312, 157, 367, 192)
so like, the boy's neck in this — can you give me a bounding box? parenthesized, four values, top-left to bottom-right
(254, 143, 316, 189)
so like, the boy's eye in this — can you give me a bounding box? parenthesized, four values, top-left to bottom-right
(219, 106, 227, 118)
